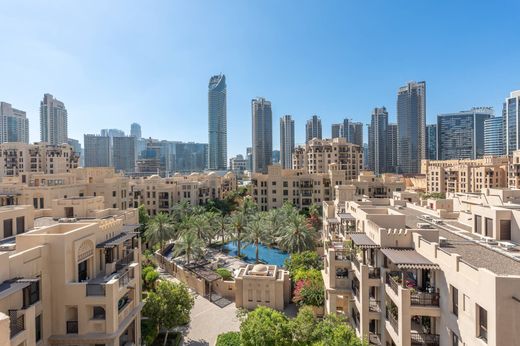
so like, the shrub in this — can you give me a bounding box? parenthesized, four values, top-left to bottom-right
(216, 267, 233, 281)
(293, 278, 324, 307)
(285, 251, 322, 279)
(216, 331, 241, 346)
(240, 306, 291, 346)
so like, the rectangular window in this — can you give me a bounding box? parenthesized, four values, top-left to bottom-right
(451, 285, 458, 316)
(23, 280, 40, 307)
(477, 304, 488, 342)
(451, 330, 459, 346)
(3, 219, 13, 238)
(35, 314, 42, 342)
(16, 216, 25, 234)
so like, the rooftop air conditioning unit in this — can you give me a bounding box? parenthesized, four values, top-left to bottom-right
(438, 237, 448, 247)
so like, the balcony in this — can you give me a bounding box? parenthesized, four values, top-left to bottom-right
(66, 320, 78, 334)
(386, 272, 400, 295)
(369, 298, 381, 313)
(350, 254, 360, 272)
(410, 290, 440, 306)
(385, 306, 398, 333)
(411, 332, 439, 346)
(116, 250, 135, 271)
(8, 310, 25, 338)
(86, 283, 106, 296)
(368, 266, 381, 279)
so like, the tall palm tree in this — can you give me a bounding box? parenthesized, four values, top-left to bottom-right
(244, 218, 269, 263)
(187, 214, 212, 245)
(211, 212, 230, 247)
(229, 212, 247, 257)
(278, 214, 316, 253)
(144, 212, 176, 253)
(173, 231, 204, 264)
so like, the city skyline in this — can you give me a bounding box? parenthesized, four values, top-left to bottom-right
(1, 1, 519, 157)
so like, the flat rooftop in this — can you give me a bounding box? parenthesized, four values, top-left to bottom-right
(437, 229, 520, 275)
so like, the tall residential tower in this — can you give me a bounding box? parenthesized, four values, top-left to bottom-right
(305, 115, 322, 142)
(368, 107, 388, 175)
(208, 74, 227, 170)
(397, 81, 426, 174)
(40, 93, 68, 145)
(251, 97, 272, 174)
(0, 102, 29, 143)
(280, 115, 295, 169)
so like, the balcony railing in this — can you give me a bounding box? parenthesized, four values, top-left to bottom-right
(118, 269, 132, 288)
(86, 283, 106, 296)
(8, 310, 24, 338)
(116, 250, 135, 271)
(368, 267, 381, 279)
(352, 283, 359, 300)
(385, 306, 398, 333)
(410, 291, 440, 306)
(369, 298, 381, 312)
(386, 272, 400, 295)
(410, 332, 440, 346)
(350, 254, 360, 271)
(66, 320, 78, 334)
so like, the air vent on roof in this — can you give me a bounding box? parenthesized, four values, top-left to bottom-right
(58, 218, 77, 223)
(438, 237, 448, 247)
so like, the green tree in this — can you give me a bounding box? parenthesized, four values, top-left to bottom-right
(187, 213, 213, 245)
(312, 313, 366, 346)
(144, 212, 176, 253)
(173, 231, 205, 263)
(138, 204, 150, 235)
(239, 306, 291, 346)
(278, 214, 316, 253)
(216, 331, 241, 346)
(143, 280, 194, 345)
(289, 306, 317, 345)
(243, 217, 269, 263)
(213, 213, 230, 247)
(229, 212, 247, 257)
(284, 251, 322, 277)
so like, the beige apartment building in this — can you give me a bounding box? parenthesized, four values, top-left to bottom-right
(292, 137, 363, 180)
(0, 168, 131, 211)
(0, 167, 236, 216)
(421, 156, 509, 194)
(0, 197, 141, 345)
(0, 142, 79, 177)
(322, 185, 520, 346)
(251, 165, 405, 211)
(129, 171, 236, 215)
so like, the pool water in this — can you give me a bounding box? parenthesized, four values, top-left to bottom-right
(222, 241, 289, 267)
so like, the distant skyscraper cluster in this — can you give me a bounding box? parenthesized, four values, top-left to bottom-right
(305, 115, 322, 142)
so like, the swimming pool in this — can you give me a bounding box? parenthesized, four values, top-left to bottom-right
(222, 241, 289, 267)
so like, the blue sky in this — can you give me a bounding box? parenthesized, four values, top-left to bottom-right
(1, 1, 519, 157)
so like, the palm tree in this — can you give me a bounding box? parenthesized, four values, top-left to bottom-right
(211, 212, 230, 247)
(144, 212, 176, 253)
(187, 214, 212, 245)
(244, 218, 269, 263)
(173, 231, 204, 264)
(278, 214, 316, 253)
(229, 212, 247, 257)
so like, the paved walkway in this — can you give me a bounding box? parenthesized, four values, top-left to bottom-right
(158, 268, 241, 346)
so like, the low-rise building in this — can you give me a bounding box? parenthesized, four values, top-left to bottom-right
(235, 264, 291, 311)
(0, 199, 141, 345)
(322, 186, 520, 346)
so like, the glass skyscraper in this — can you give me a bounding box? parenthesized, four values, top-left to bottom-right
(484, 116, 505, 156)
(397, 81, 426, 174)
(305, 115, 322, 143)
(437, 107, 493, 160)
(280, 115, 295, 169)
(368, 107, 388, 174)
(251, 97, 272, 174)
(425, 124, 437, 160)
(505, 91, 520, 156)
(208, 74, 227, 170)
(40, 93, 68, 146)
